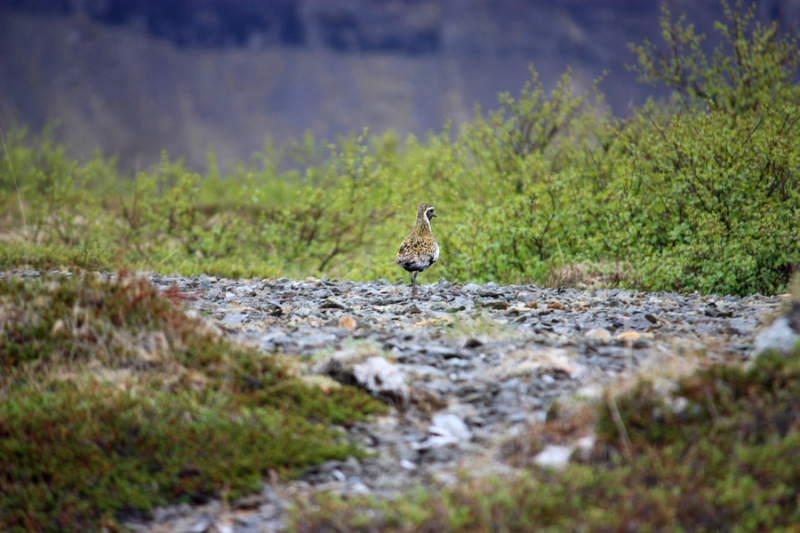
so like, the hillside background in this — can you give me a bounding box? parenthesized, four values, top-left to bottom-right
(1, 0, 799, 172)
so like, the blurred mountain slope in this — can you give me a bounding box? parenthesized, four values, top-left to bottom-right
(1, 0, 797, 171)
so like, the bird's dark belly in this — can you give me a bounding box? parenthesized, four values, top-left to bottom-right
(399, 256, 435, 273)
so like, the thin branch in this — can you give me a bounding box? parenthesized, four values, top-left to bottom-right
(738, 88, 781, 151)
(0, 127, 28, 237)
(607, 395, 634, 462)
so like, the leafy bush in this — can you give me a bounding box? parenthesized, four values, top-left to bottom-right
(444, 0, 800, 293)
(628, 0, 800, 115)
(441, 66, 619, 284)
(605, 101, 800, 294)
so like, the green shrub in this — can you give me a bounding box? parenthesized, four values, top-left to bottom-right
(443, 66, 619, 284)
(605, 101, 800, 294)
(443, 0, 800, 293)
(628, 0, 800, 115)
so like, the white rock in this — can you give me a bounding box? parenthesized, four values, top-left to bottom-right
(753, 317, 798, 356)
(575, 384, 604, 400)
(586, 328, 612, 341)
(349, 481, 371, 495)
(576, 434, 595, 452)
(211, 519, 234, 533)
(575, 434, 596, 460)
(533, 445, 575, 470)
(669, 396, 689, 413)
(431, 413, 472, 441)
(411, 434, 459, 450)
(353, 356, 410, 405)
(399, 459, 417, 470)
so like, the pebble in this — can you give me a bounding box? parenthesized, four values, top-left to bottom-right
(753, 317, 798, 355)
(533, 445, 575, 470)
(431, 413, 472, 442)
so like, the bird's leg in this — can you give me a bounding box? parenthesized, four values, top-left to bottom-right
(411, 271, 418, 295)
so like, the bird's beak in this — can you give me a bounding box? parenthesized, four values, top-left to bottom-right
(432, 213, 437, 217)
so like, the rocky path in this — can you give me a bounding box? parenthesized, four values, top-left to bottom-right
(134, 274, 783, 533)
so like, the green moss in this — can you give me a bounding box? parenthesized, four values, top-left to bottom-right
(0, 273, 385, 532)
(597, 351, 800, 451)
(0, 241, 114, 272)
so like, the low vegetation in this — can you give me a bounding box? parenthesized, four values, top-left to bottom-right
(0, 272, 385, 532)
(288, 346, 800, 532)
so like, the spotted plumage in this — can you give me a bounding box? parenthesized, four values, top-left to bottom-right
(396, 203, 439, 293)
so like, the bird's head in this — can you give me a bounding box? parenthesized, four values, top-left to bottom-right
(417, 203, 437, 223)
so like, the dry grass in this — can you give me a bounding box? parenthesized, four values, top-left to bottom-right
(546, 261, 633, 289)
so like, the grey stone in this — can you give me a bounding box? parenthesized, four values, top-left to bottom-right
(425, 345, 469, 359)
(354, 356, 410, 405)
(298, 333, 337, 348)
(259, 300, 284, 316)
(321, 299, 348, 310)
(506, 412, 529, 423)
(220, 312, 247, 326)
(426, 380, 457, 394)
(753, 317, 798, 356)
(431, 413, 472, 441)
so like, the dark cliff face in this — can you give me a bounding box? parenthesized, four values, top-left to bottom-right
(1, 0, 442, 52)
(5, 0, 797, 53)
(3, 0, 307, 48)
(1, 0, 798, 171)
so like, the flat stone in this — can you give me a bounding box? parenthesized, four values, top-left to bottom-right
(753, 317, 798, 355)
(425, 346, 469, 359)
(297, 333, 338, 347)
(533, 445, 574, 470)
(431, 413, 472, 441)
(321, 299, 348, 310)
(220, 312, 247, 327)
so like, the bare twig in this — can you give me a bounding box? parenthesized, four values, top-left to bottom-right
(607, 395, 634, 461)
(1, 126, 28, 237)
(738, 88, 781, 151)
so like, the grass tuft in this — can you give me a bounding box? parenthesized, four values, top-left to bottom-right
(0, 271, 385, 533)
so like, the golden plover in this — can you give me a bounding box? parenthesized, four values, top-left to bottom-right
(396, 203, 439, 294)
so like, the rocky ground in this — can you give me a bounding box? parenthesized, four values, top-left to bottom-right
(118, 274, 785, 533)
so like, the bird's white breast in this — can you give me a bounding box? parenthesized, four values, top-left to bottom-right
(433, 240, 440, 262)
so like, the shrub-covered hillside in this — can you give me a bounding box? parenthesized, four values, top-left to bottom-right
(2, 1, 799, 295)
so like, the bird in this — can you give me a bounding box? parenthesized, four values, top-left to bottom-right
(395, 203, 439, 294)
